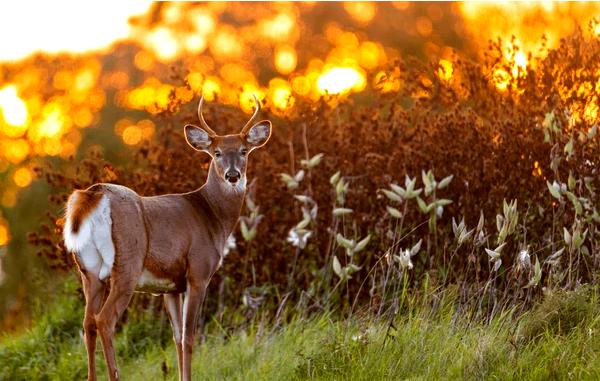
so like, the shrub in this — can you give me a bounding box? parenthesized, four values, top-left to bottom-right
(28, 26, 600, 322)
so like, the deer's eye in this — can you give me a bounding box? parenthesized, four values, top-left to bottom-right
(240, 149, 248, 156)
(214, 151, 222, 158)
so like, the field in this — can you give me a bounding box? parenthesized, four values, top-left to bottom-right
(1, 3, 600, 380)
(3, 279, 600, 381)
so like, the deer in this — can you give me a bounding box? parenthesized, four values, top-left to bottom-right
(62, 95, 271, 381)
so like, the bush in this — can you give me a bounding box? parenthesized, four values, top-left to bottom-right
(29, 26, 600, 321)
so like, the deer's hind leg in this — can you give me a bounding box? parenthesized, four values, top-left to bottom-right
(79, 268, 107, 381)
(95, 280, 137, 381)
(95, 238, 146, 381)
(95, 252, 144, 381)
(94, 198, 147, 381)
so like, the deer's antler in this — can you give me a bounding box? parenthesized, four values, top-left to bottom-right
(197, 96, 217, 136)
(241, 94, 261, 135)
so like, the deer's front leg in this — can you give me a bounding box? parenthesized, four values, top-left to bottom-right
(181, 282, 207, 381)
(164, 293, 184, 381)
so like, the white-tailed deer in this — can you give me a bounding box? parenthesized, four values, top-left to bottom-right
(63, 96, 271, 381)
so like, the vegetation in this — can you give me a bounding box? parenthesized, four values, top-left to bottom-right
(3, 279, 600, 380)
(28, 24, 600, 321)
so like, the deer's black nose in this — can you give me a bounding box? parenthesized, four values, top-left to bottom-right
(225, 170, 241, 183)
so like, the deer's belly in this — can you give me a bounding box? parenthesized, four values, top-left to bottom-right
(135, 269, 182, 294)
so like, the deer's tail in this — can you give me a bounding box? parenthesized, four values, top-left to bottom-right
(64, 189, 115, 279)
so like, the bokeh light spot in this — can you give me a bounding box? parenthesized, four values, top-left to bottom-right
(0, 85, 29, 136)
(344, 2, 376, 25)
(0, 222, 9, 246)
(13, 167, 32, 187)
(122, 125, 142, 145)
(275, 45, 298, 75)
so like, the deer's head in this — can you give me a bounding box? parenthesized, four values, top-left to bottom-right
(184, 96, 271, 188)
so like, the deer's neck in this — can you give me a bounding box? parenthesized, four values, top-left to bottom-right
(193, 162, 246, 238)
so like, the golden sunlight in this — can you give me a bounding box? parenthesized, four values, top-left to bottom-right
(0, 85, 29, 135)
(317, 66, 366, 95)
(0, 220, 9, 246)
(437, 59, 453, 82)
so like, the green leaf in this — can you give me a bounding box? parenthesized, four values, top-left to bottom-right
(568, 172, 576, 191)
(477, 211, 485, 232)
(525, 257, 542, 288)
(421, 170, 432, 188)
(294, 170, 305, 182)
(240, 220, 256, 241)
(386, 206, 402, 218)
(434, 199, 453, 207)
(422, 170, 434, 196)
(280, 173, 294, 183)
(280, 173, 299, 190)
(336, 234, 355, 250)
(294, 195, 312, 203)
(416, 197, 429, 214)
(405, 176, 416, 193)
(546, 181, 561, 199)
(564, 137, 574, 156)
(485, 248, 500, 260)
(330, 171, 341, 186)
(493, 259, 502, 272)
(332, 256, 343, 278)
(382, 189, 403, 203)
(494, 242, 507, 254)
(565, 191, 582, 215)
(563, 227, 571, 246)
(389, 183, 406, 198)
(410, 239, 422, 256)
(333, 207, 353, 216)
(354, 235, 371, 253)
(437, 175, 454, 189)
(346, 263, 361, 274)
(308, 153, 324, 167)
(496, 214, 504, 232)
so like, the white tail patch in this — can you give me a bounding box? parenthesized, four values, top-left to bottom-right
(64, 194, 115, 280)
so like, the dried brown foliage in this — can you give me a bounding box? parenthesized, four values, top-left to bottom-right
(29, 28, 600, 317)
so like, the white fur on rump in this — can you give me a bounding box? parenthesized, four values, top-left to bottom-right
(63, 193, 115, 280)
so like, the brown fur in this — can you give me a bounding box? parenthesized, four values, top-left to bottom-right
(70, 98, 271, 381)
(69, 190, 103, 234)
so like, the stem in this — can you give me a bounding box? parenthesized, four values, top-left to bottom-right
(301, 122, 313, 195)
(287, 247, 300, 293)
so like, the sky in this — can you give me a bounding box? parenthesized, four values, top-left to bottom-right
(0, 1, 152, 62)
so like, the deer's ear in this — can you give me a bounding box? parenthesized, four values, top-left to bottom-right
(243, 120, 271, 150)
(185, 124, 213, 152)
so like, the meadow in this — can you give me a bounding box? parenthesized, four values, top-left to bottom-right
(3, 279, 600, 380)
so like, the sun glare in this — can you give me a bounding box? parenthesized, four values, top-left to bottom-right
(0, 85, 28, 134)
(316, 67, 366, 95)
(0, 2, 152, 62)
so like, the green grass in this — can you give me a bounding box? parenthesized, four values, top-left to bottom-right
(3, 284, 600, 380)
